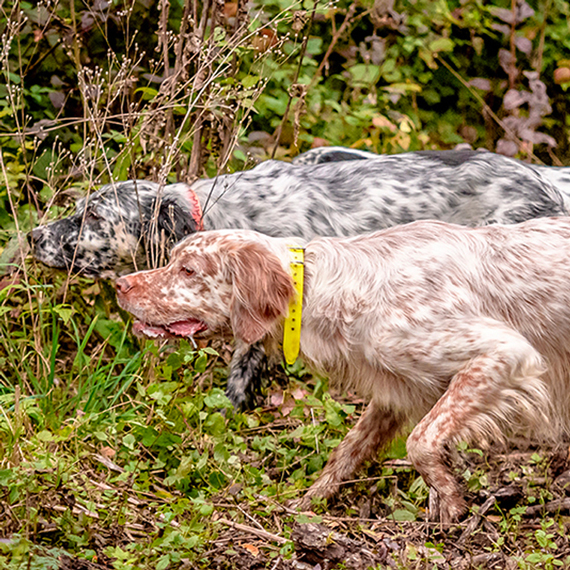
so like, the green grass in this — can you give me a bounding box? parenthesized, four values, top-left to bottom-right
(0, 271, 356, 567)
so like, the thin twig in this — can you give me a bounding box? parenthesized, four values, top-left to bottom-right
(271, 0, 320, 158)
(235, 503, 267, 532)
(310, 4, 358, 89)
(216, 518, 289, 544)
(534, 0, 552, 73)
(509, 0, 517, 90)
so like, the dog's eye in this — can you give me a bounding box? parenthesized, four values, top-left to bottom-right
(86, 209, 101, 221)
(182, 267, 196, 277)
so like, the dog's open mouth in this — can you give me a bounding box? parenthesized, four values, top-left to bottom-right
(132, 319, 208, 339)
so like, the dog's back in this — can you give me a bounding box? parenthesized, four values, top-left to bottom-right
(300, 217, 570, 434)
(198, 151, 566, 239)
(31, 150, 567, 279)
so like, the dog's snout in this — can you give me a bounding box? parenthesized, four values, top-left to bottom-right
(116, 276, 134, 295)
(28, 227, 44, 247)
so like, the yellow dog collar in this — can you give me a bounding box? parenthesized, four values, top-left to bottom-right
(283, 247, 305, 365)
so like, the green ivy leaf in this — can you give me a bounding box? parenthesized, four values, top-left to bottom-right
(122, 434, 136, 450)
(429, 38, 454, 53)
(156, 554, 171, 570)
(348, 64, 381, 86)
(204, 389, 232, 409)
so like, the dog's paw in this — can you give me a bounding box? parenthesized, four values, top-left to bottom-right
(285, 497, 313, 513)
(427, 487, 466, 525)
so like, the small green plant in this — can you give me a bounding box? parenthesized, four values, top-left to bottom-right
(516, 520, 564, 569)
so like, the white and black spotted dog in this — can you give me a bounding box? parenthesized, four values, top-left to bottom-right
(30, 148, 570, 408)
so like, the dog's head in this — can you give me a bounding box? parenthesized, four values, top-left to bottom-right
(116, 230, 294, 344)
(29, 181, 200, 279)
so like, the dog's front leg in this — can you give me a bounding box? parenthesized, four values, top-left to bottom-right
(225, 340, 267, 409)
(297, 403, 405, 509)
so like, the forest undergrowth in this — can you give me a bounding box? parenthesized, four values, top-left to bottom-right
(1, 0, 570, 567)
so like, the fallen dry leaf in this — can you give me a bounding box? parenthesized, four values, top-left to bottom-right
(100, 446, 116, 458)
(241, 543, 259, 557)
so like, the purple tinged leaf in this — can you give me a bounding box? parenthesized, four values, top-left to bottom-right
(515, 36, 532, 54)
(503, 89, 528, 110)
(519, 129, 557, 147)
(490, 7, 515, 24)
(49, 91, 66, 109)
(81, 12, 95, 31)
(516, 0, 535, 24)
(468, 78, 492, 91)
(491, 23, 511, 36)
(498, 49, 517, 76)
(496, 139, 519, 156)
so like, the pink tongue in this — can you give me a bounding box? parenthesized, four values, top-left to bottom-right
(167, 319, 207, 336)
(132, 319, 207, 339)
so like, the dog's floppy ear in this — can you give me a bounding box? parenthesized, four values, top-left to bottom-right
(229, 242, 294, 344)
(156, 193, 198, 244)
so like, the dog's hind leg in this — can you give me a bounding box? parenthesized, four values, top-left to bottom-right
(406, 327, 549, 524)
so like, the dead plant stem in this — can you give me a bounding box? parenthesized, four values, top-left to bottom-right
(271, 0, 320, 158)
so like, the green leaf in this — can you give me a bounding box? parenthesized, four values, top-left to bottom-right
(156, 554, 171, 570)
(0, 469, 14, 486)
(204, 412, 226, 436)
(295, 514, 323, 524)
(200, 503, 214, 516)
(112, 150, 133, 181)
(213, 27, 226, 43)
(307, 455, 323, 474)
(204, 389, 232, 409)
(242, 75, 260, 89)
(134, 86, 159, 100)
(122, 434, 136, 450)
(208, 471, 227, 489)
(384, 82, 422, 94)
(37, 430, 55, 442)
(348, 64, 381, 86)
(214, 442, 230, 463)
(429, 38, 454, 52)
(53, 304, 73, 325)
(306, 37, 322, 55)
(185, 535, 200, 549)
(166, 351, 184, 371)
(194, 353, 208, 373)
(32, 149, 57, 179)
(388, 509, 416, 521)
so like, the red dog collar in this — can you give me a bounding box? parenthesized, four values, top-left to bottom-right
(187, 187, 204, 230)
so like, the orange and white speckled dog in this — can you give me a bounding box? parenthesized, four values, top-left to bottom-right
(115, 217, 570, 522)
